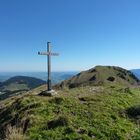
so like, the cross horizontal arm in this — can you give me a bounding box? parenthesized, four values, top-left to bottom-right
(50, 53, 59, 56)
(38, 52, 49, 55)
(38, 52, 59, 56)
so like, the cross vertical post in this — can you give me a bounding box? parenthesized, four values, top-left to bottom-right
(38, 42, 59, 95)
(47, 42, 51, 91)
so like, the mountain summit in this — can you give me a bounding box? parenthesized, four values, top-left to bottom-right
(57, 66, 139, 88)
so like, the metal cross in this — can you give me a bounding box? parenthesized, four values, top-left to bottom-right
(38, 42, 59, 92)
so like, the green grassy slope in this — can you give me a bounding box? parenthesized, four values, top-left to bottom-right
(0, 86, 140, 140)
(57, 66, 139, 88)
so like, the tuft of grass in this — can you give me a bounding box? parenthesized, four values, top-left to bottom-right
(5, 125, 26, 140)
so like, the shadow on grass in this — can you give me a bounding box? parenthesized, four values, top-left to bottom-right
(126, 105, 140, 119)
(45, 116, 69, 130)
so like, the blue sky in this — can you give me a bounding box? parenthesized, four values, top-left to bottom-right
(0, 0, 140, 72)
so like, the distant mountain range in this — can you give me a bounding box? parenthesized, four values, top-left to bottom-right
(0, 76, 46, 91)
(0, 76, 46, 100)
(131, 69, 140, 79)
(0, 72, 78, 83)
(0, 72, 78, 100)
(0, 70, 139, 83)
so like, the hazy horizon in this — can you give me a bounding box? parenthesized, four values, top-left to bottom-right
(0, 65, 139, 73)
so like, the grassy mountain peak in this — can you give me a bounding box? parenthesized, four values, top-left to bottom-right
(57, 66, 139, 88)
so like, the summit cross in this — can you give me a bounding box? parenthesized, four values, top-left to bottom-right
(38, 42, 59, 95)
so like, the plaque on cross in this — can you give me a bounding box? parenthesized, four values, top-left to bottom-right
(38, 42, 59, 95)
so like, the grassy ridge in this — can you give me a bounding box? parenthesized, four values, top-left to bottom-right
(0, 86, 140, 140)
(58, 66, 139, 88)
